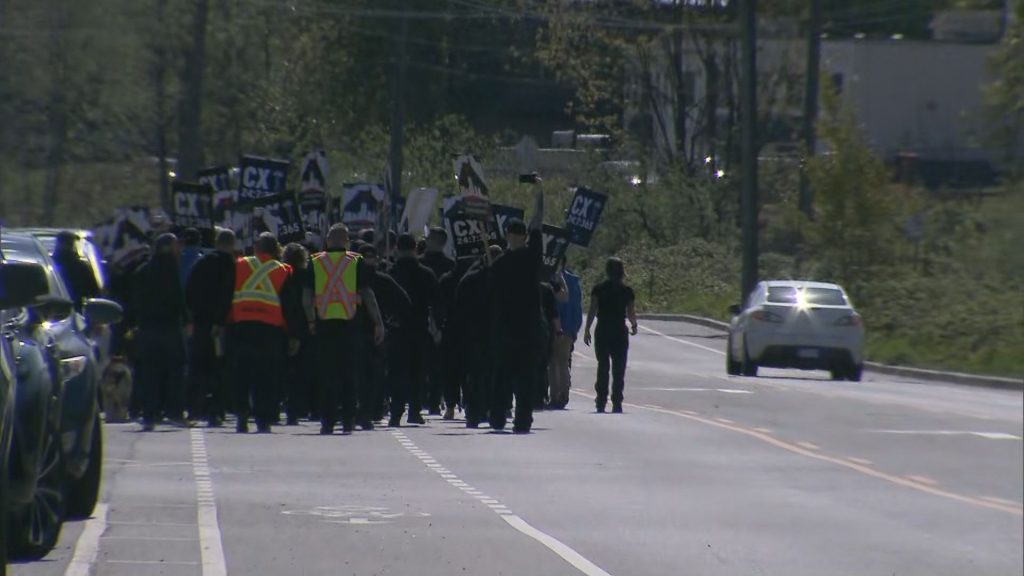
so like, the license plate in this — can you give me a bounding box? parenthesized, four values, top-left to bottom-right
(798, 348, 819, 359)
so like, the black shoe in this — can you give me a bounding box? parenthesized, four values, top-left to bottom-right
(359, 420, 375, 431)
(513, 428, 531, 434)
(427, 406, 441, 416)
(387, 417, 401, 428)
(407, 413, 426, 425)
(236, 421, 249, 434)
(490, 421, 506, 431)
(611, 404, 623, 414)
(256, 424, 272, 434)
(319, 424, 333, 435)
(141, 421, 156, 432)
(596, 406, 606, 414)
(342, 420, 355, 434)
(286, 417, 299, 426)
(208, 417, 224, 428)
(466, 419, 480, 429)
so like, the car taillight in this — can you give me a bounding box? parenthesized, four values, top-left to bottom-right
(751, 310, 784, 323)
(834, 314, 863, 327)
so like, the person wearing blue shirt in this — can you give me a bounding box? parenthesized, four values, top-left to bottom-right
(179, 228, 204, 289)
(548, 256, 583, 409)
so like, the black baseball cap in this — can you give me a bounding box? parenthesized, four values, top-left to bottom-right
(397, 233, 417, 252)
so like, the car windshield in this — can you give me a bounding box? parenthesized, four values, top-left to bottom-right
(767, 286, 848, 306)
(0, 237, 69, 300)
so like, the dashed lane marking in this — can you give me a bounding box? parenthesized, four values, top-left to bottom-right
(191, 428, 227, 576)
(391, 430, 615, 576)
(753, 427, 774, 434)
(639, 324, 725, 356)
(64, 503, 109, 576)
(906, 475, 939, 486)
(569, 389, 1023, 517)
(847, 457, 873, 466)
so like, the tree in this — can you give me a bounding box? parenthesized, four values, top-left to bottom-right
(985, 0, 1023, 170)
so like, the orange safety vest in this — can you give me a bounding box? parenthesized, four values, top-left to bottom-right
(230, 255, 290, 328)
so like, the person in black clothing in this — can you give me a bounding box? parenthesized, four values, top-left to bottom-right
(184, 229, 236, 427)
(583, 257, 638, 413)
(388, 233, 439, 425)
(358, 244, 413, 427)
(453, 245, 502, 428)
(420, 227, 456, 415)
(436, 255, 474, 420)
(133, 233, 190, 431)
(282, 242, 315, 426)
(489, 214, 544, 434)
(535, 281, 561, 409)
(51, 230, 100, 310)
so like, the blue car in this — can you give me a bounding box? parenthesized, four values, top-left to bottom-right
(1, 233, 121, 561)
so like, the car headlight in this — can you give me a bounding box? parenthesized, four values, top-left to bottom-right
(60, 356, 89, 381)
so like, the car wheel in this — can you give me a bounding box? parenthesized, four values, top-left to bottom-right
(66, 417, 102, 519)
(8, 421, 65, 560)
(725, 336, 742, 376)
(847, 364, 863, 382)
(741, 338, 758, 377)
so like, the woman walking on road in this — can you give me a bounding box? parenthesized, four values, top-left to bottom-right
(583, 257, 638, 414)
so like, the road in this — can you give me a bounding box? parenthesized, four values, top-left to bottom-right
(9, 320, 1023, 576)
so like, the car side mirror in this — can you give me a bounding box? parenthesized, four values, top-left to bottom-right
(83, 298, 123, 327)
(33, 295, 75, 323)
(728, 304, 742, 316)
(0, 262, 49, 309)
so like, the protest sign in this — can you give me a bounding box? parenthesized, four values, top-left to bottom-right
(253, 193, 305, 245)
(341, 183, 386, 233)
(564, 187, 607, 247)
(299, 150, 329, 193)
(238, 155, 290, 205)
(298, 189, 328, 248)
(490, 204, 525, 243)
(541, 225, 572, 276)
(171, 182, 215, 247)
(399, 187, 439, 234)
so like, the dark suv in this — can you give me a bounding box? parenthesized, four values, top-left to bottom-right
(1, 233, 121, 561)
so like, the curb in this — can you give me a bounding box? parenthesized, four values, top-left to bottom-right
(636, 313, 1023, 391)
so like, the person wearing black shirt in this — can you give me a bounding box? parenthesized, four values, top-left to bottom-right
(184, 229, 237, 427)
(281, 242, 315, 426)
(387, 234, 440, 425)
(583, 257, 638, 414)
(133, 233, 190, 430)
(51, 230, 100, 310)
(436, 255, 475, 420)
(453, 246, 502, 428)
(419, 227, 456, 415)
(358, 244, 413, 427)
(489, 217, 543, 433)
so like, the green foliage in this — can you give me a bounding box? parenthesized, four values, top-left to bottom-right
(985, 0, 1024, 168)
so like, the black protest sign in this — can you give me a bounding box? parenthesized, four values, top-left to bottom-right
(298, 190, 327, 246)
(445, 212, 489, 259)
(541, 225, 571, 276)
(564, 187, 607, 247)
(490, 204, 525, 242)
(300, 150, 329, 193)
(171, 182, 215, 247)
(341, 183, 386, 232)
(238, 155, 290, 205)
(253, 194, 305, 245)
(197, 165, 232, 194)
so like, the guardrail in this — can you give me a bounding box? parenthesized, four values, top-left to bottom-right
(636, 313, 1023, 391)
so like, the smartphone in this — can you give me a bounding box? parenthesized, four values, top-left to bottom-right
(518, 172, 541, 184)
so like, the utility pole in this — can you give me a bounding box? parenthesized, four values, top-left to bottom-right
(798, 0, 821, 218)
(388, 7, 409, 210)
(739, 0, 759, 304)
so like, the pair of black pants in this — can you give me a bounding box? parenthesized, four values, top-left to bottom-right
(317, 320, 358, 429)
(286, 335, 315, 422)
(594, 330, 629, 408)
(137, 325, 186, 424)
(463, 357, 490, 426)
(187, 324, 224, 422)
(352, 330, 375, 424)
(230, 322, 285, 427)
(393, 331, 426, 420)
(491, 341, 534, 431)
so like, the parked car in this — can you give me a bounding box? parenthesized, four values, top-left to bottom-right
(13, 228, 106, 293)
(727, 280, 865, 381)
(0, 233, 121, 525)
(0, 260, 66, 561)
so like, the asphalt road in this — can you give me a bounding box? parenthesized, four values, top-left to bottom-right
(9, 320, 1023, 576)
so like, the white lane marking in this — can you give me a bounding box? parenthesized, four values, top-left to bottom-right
(102, 536, 198, 541)
(871, 430, 1023, 440)
(64, 503, 109, 576)
(639, 324, 725, 356)
(636, 387, 753, 394)
(191, 428, 227, 576)
(391, 431, 615, 576)
(104, 560, 201, 565)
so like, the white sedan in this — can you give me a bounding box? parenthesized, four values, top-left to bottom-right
(727, 280, 865, 381)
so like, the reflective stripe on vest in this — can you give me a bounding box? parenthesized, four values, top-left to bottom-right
(234, 257, 284, 308)
(313, 252, 359, 320)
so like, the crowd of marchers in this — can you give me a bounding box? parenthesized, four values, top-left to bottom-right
(54, 214, 639, 436)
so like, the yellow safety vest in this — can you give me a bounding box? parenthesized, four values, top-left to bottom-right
(312, 251, 359, 320)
